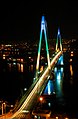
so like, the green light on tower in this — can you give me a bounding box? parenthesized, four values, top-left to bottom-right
(36, 16, 51, 79)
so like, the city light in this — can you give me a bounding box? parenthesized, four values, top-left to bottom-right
(39, 97, 43, 102)
(0, 15, 65, 119)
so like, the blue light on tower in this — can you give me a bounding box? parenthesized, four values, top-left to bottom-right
(41, 16, 45, 30)
(58, 28, 60, 36)
(56, 27, 62, 51)
(42, 15, 45, 23)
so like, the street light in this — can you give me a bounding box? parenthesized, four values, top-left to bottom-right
(2, 102, 6, 115)
(39, 97, 43, 102)
(39, 96, 44, 108)
(24, 88, 27, 91)
(56, 117, 58, 119)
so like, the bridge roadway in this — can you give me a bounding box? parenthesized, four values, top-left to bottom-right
(0, 51, 63, 119)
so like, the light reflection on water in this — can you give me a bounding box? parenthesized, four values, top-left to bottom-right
(0, 56, 35, 105)
(43, 55, 64, 103)
(42, 53, 78, 117)
(43, 80, 54, 95)
(54, 66, 64, 102)
(1, 51, 78, 116)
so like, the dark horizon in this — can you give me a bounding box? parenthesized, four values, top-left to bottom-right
(0, 1, 78, 42)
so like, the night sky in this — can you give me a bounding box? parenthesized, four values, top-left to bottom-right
(0, 1, 78, 42)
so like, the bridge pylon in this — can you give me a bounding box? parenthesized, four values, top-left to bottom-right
(36, 16, 51, 79)
(56, 28, 62, 52)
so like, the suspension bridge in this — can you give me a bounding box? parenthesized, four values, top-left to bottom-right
(0, 15, 63, 119)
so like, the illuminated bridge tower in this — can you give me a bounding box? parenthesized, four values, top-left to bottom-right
(56, 28, 62, 52)
(36, 16, 50, 79)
